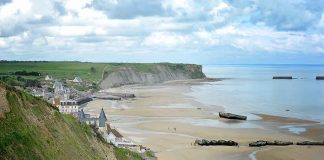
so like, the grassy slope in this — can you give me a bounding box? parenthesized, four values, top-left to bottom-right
(114, 147, 143, 160)
(0, 83, 116, 160)
(0, 62, 205, 84)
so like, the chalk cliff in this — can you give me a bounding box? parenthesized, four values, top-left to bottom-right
(99, 63, 206, 88)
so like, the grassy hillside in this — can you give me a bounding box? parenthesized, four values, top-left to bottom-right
(0, 82, 116, 160)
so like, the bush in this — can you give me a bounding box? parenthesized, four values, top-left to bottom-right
(14, 70, 41, 76)
(90, 67, 96, 73)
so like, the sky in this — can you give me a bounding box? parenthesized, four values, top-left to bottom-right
(1, 0, 324, 64)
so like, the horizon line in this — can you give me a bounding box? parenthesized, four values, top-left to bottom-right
(1, 60, 324, 66)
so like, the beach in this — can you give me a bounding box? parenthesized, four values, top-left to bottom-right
(84, 80, 324, 160)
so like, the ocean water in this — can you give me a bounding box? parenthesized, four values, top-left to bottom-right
(190, 64, 324, 122)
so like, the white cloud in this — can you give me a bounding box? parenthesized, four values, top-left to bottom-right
(193, 30, 220, 45)
(64, 0, 93, 12)
(59, 8, 108, 25)
(156, 19, 190, 31)
(209, 2, 232, 23)
(32, 36, 48, 46)
(0, 0, 32, 18)
(316, 47, 324, 53)
(142, 32, 189, 47)
(45, 26, 107, 36)
(317, 13, 324, 28)
(0, 0, 32, 36)
(162, 0, 195, 17)
(213, 25, 240, 35)
(0, 39, 7, 48)
(0, 0, 60, 36)
(191, 25, 324, 54)
(0, 0, 324, 62)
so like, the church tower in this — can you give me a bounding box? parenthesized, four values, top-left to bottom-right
(98, 107, 107, 127)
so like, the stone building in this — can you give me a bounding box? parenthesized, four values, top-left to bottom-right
(78, 108, 107, 128)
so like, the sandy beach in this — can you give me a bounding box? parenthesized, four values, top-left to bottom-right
(84, 80, 324, 160)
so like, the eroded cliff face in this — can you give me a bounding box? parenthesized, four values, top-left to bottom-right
(99, 63, 206, 88)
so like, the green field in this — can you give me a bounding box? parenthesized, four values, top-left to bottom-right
(0, 61, 107, 83)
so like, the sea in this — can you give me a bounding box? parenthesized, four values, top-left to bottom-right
(190, 64, 324, 123)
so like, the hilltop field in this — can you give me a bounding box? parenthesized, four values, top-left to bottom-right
(0, 61, 106, 83)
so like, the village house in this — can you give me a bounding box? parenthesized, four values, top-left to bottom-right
(29, 87, 52, 100)
(41, 84, 50, 89)
(77, 109, 141, 151)
(78, 108, 107, 128)
(32, 91, 45, 97)
(53, 81, 64, 93)
(72, 76, 82, 83)
(104, 124, 135, 147)
(52, 81, 71, 101)
(31, 91, 51, 98)
(31, 87, 48, 93)
(45, 75, 53, 81)
(57, 99, 79, 113)
(30, 87, 46, 97)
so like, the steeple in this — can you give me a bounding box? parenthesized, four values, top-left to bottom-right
(98, 107, 107, 127)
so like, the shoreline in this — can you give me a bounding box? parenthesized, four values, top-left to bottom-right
(84, 80, 324, 160)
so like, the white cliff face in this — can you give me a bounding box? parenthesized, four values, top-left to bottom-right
(99, 64, 205, 89)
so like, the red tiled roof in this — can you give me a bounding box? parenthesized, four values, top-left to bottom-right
(106, 124, 113, 133)
(111, 129, 123, 138)
(53, 98, 60, 106)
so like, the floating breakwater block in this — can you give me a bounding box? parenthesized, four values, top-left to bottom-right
(273, 76, 293, 79)
(316, 76, 324, 80)
(296, 141, 324, 145)
(194, 139, 238, 146)
(249, 140, 293, 147)
(219, 112, 247, 120)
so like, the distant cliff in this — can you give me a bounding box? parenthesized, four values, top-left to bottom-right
(99, 63, 206, 88)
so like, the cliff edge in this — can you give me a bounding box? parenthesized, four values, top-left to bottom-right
(99, 63, 206, 88)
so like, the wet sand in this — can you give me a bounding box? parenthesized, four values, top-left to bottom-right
(84, 80, 324, 160)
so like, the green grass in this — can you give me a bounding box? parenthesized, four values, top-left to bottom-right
(144, 150, 155, 158)
(0, 61, 107, 83)
(114, 147, 143, 160)
(0, 92, 43, 159)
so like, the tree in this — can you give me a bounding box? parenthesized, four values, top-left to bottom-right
(90, 67, 96, 73)
(16, 76, 24, 81)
